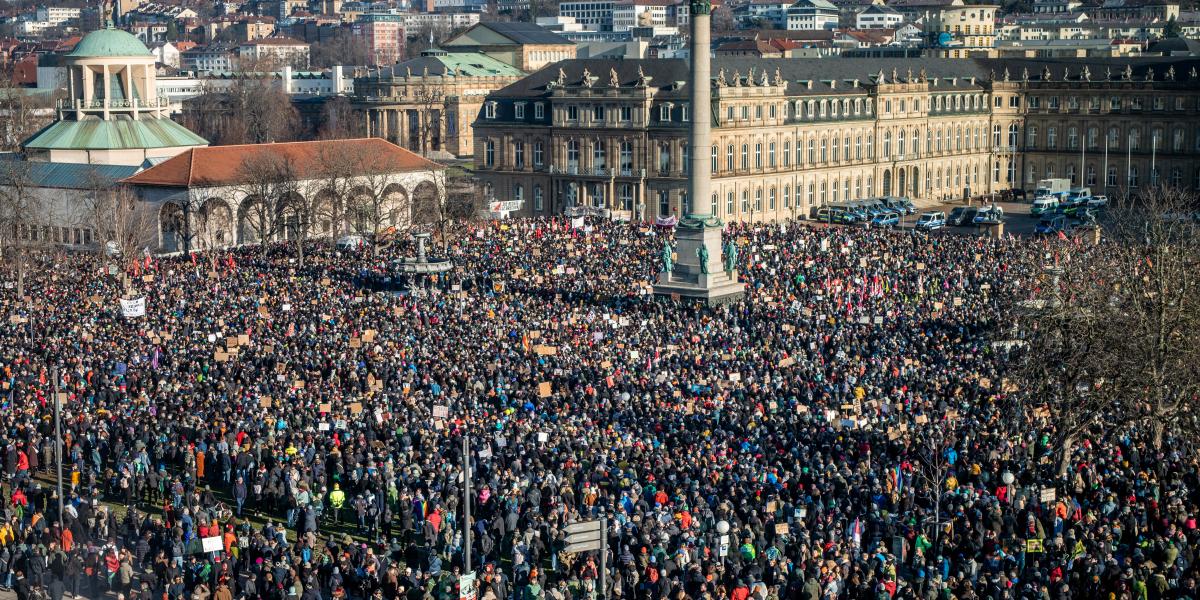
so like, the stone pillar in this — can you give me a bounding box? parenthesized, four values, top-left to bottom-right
(102, 64, 111, 119)
(653, 0, 744, 305)
(124, 65, 133, 106)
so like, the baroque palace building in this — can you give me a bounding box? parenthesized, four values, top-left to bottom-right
(470, 56, 1200, 221)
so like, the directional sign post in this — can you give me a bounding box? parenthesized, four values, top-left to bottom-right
(564, 518, 607, 600)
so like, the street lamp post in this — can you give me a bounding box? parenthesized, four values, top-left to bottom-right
(52, 367, 63, 522)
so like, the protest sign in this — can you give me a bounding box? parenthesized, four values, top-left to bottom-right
(120, 298, 146, 318)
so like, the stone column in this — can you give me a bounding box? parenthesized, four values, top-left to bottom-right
(102, 64, 111, 119)
(652, 0, 744, 305)
(686, 11, 710, 217)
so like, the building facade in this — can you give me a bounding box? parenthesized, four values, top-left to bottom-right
(470, 57, 1199, 222)
(1020, 61, 1200, 193)
(123, 138, 445, 252)
(353, 49, 526, 158)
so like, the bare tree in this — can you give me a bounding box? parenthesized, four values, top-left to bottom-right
(235, 153, 298, 257)
(412, 83, 447, 157)
(309, 143, 362, 240)
(311, 30, 373, 68)
(0, 70, 56, 152)
(0, 159, 40, 297)
(182, 77, 301, 145)
(1006, 186, 1200, 473)
(1007, 239, 1121, 478)
(315, 96, 362, 141)
(1099, 186, 1200, 449)
(84, 181, 157, 290)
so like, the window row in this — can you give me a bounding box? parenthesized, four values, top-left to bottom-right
(1026, 125, 1198, 152)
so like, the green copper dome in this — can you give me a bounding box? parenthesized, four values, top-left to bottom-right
(67, 28, 153, 58)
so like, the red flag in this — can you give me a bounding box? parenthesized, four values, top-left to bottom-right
(1056, 230, 1067, 241)
(190, 252, 197, 267)
(144, 255, 152, 270)
(226, 255, 236, 271)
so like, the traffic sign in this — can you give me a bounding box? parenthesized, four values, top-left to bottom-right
(564, 519, 604, 554)
(564, 520, 603, 535)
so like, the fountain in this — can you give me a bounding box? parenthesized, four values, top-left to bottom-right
(393, 232, 454, 275)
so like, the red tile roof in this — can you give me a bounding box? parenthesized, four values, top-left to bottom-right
(123, 138, 443, 188)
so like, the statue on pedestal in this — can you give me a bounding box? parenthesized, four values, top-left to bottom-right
(609, 68, 620, 87)
(697, 243, 710, 275)
(716, 68, 727, 87)
(723, 240, 737, 273)
(661, 242, 673, 274)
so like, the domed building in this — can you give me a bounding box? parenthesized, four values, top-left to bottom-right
(22, 27, 208, 166)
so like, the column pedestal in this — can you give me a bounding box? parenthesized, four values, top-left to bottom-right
(654, 215, 744, 306)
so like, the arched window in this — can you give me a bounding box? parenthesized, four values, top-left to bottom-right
(883, 131, 891, 158)
(768, 142, 776, 168)
(783, 140, 791, 166)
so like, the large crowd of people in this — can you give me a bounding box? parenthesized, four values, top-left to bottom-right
(0, 217, 1194, 600)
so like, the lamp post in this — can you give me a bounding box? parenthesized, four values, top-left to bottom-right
(52, 367, 63, 522)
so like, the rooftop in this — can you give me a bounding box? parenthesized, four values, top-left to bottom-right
(66, 28, 153, 58)
(456, 21, 573, 45)
(122, 138, 443, 188)
(23, 117, 209, 152)
(365, 50, 527, 78)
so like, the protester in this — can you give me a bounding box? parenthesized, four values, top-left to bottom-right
(0, 216, 1192, 600)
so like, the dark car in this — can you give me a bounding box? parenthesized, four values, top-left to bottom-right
(947, 206, 978, 226)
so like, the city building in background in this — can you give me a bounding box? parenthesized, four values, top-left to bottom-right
(470, 56, 1198, 221)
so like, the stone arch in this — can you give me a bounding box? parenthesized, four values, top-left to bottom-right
(310, 189, 340, 238)
(346, 185, 375, 235)
(898, 168, 906, 198)
(882, 169, 892, 197)
(196, 196, 233, 249)
(412, 181, 440, 225)
(278, 191, 307, 241)
(160, 202, 185, 253)
(383, 183, 410, 229)
(911, 166, 920, 197)
(238, 195, 277, 245)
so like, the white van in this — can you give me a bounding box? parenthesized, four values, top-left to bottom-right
(1031, 197, 1059, 215)
(914, 211, 946, 231)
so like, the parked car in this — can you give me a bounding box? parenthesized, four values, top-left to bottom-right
(813, 206, 857, 224)
(914, 211, 946, 231)
(947, 206, 979, 226)
(1035, 214, 1071, 235)
(871, 212, 901, 227)
(882, 196, 916, 214)
(1086, 195, 1108, 208)
(973, 205, 1005, 224)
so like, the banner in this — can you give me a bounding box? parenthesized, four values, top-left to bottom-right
(120, 297, 146, 318)
(571, 216, 585, 229)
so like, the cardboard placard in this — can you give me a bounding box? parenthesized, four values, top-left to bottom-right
(238, 334, 249, 345)
(363, 329, 376, 342)
(534, 345, 557, 356)
(433, 404, 449, 419)
(214, 352, 229, 362)
(1040, 488, 1056, 503)
(775, 523, 789, 535)
(259, 397, 273, 408)
(538, 382, 552, 397)
(319, 403, 332, 413)
(349, 402, 363, 414)
(350, 338, 362, 348)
